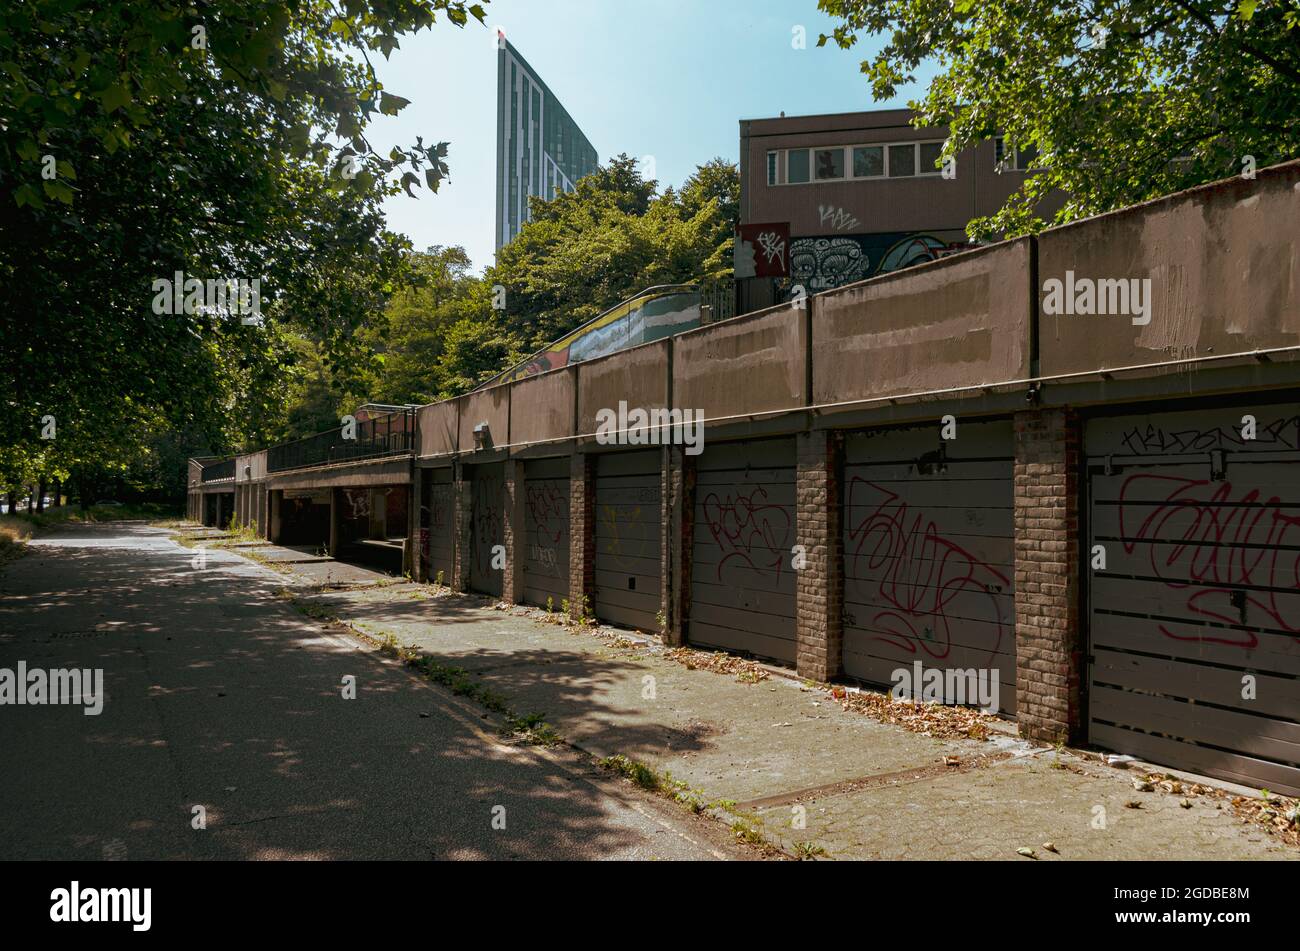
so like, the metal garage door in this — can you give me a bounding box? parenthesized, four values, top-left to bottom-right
(690, 438, 797, 664)
(423, 468, 454, 585)
(1087, 405, 1300, 795)
(842, 421, 1016, 713)
(524, 458, 570, 608)
(594, 450, 661, 631)
(469, 463, 504, 597)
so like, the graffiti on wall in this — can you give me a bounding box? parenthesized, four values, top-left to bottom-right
(1116, 416, 1300, 456)
(1116, 474, 1300, 649)
(491, 288, 700, 385)
(781, 232, 969, 296)
(471, 476, 502, 577)
(526, 480, 566, 575)
(845, 476, 1010, 664)
(818, 204, 860, 232)
(699, 487, 792, 585)
(598, 485, 656, 571)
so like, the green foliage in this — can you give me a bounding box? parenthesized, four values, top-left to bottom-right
(1, 1, 487, 500)
(818, 0, 1300, 237)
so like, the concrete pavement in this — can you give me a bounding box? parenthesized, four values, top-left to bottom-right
(0, 522, 741, 860)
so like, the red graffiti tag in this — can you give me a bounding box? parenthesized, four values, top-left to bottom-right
(846, 477, 1009, 663)
(701, 486, 792, 584)
(1117, 474, 1300, 648)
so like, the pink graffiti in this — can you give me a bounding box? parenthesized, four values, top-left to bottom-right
(701, 486, 791, 584)
(846, 477, 1009, 663)
(1118, 474, 1300, 648)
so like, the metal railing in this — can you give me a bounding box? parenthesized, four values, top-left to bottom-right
(266, 409, 416, 473)
(200, 457, 236, 482)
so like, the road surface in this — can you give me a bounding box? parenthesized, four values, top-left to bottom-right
(0, 522, 732, 860)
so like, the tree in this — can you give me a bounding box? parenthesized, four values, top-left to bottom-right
(818, 0, 1300, 237)
(1, 1, 488, 501)
(487, 154, 737, 353)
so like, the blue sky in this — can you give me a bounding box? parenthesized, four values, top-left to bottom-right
(367, 0, 934, 271)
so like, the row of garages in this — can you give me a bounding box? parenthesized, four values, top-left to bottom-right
(407, 398, 1298, 797)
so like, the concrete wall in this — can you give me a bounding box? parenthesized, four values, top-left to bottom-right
(674, 302, 807, 425)
(814, 238, 1032, 409)
(457, 383, 510, 453)
(576, 339, 670, 439)
(508, 365, 575, 448)
(417, 400, 458, 458)
(1038, 160, 1300, 378)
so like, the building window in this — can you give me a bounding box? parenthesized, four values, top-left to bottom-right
(767, 151, 778, 186)
(995, 137, 1037, 172)
(888, 143, 915, 177)
(919, 141, 944, 175)
(852, 145, 884, 178)
(787, 148, 810, 184)
(815, 147, 845, 180)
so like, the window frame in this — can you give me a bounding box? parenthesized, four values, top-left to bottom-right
(767, 138, 949, 185)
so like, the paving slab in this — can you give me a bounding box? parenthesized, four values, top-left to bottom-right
(263, 573, 1300, 860)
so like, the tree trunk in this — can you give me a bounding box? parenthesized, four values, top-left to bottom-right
(36, 478, 46, 513)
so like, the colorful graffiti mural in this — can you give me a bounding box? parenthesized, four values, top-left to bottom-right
(483, 285, 702, 387)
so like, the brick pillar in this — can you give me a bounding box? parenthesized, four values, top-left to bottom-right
(1014, 408, 1083, 744)
(569, 453, 595, 621)
(795, 429, 843, 682)
(663, 446, 694, 646)
(452, 462, 472, 592)
(502, 459, 527, 604)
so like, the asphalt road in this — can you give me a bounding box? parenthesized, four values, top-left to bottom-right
(0, 522, 730, 860)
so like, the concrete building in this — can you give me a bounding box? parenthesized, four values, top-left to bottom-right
(736, 108, 1042, 313)
(193, 160, 1300, 797)
(495, 34, 599, 250)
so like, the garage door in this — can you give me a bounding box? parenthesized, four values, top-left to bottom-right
(1087, 405, 1300, 795)
(469, 463, 504, 597)
(843, 421, 1016, 713)
(524, 458, 570, 608)
(423, 468, 454, 585)
(690, 439, 797, 664)
(594, 450, 661, 631)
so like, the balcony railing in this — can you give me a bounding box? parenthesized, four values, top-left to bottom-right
(267, 409, 415, 473)
(200, 458, 236, 482)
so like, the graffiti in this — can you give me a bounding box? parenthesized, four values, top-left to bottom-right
(489, 288, 700, 385)
(784, 232, 969, 295)
(736, 222, 791, 278)
(845, 477, 1010, 663)
(756, 230, 787, 268)
(428, 484, 452, 531)
(599, 501, 652, 571)
(700, 487, 792, 584)
(818, 204, 860, 232)
(472, 478, 502, 575)
(1117, 474, 1300, 647)
(1117, 415, 1300, 456)
(525, 480, 566, 577)
(343, 489, 370, 520)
